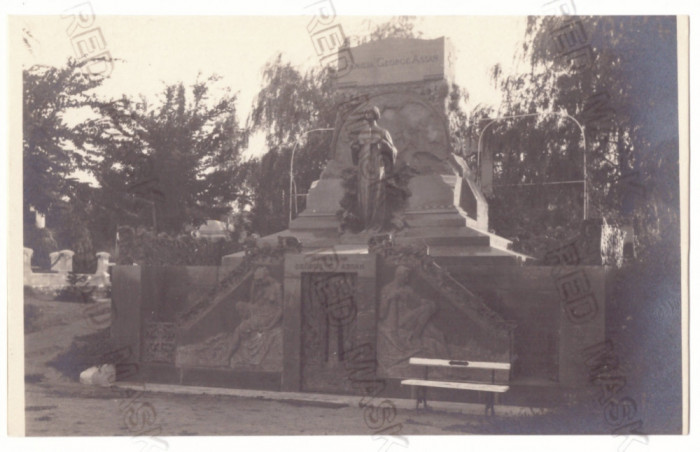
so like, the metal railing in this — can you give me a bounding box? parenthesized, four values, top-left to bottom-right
(477, 112, 588, 219)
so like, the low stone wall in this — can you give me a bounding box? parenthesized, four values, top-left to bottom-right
(112, 258, 606, 395)
(446, 263, 609, 387)
(24, 247, 112, 296)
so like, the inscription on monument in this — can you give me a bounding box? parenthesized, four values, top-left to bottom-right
(334, 37, 453, 87)
(348, 53, 440, 70)
(294, 261, 366, 272)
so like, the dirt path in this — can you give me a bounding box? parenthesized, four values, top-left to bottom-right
(23, 296, 491, 437)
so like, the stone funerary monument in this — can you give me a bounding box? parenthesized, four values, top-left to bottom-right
(112, 37, 607, 406)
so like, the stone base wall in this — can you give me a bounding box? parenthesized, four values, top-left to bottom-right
(446, 264, 608, 387)
(111, 260, 607, 395)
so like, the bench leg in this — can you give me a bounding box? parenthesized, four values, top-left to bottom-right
(485, 392, 495, 417)
(414, 387, 428, 410)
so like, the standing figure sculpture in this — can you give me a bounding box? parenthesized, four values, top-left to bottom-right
(350, 106, 398, 232)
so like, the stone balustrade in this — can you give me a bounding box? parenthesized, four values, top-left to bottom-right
(24, 248, 112, 290)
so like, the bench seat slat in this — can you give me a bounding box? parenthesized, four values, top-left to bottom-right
(401, 379, 509, 393)
(408, 357, 510, 370)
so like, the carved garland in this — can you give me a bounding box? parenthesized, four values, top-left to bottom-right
(336, 161, 417, 233)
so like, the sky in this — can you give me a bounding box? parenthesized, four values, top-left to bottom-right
(17, 15, 527, 159)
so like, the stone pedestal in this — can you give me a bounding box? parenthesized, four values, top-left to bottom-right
(93, 251, 111, 286)
(304, 178, 345, 214)
(49, 249, 74, 273)
(24, 247, 33, 273)
(24, 247, 34, 286)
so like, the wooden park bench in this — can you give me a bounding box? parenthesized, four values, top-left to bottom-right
(401, 357, 511, 416)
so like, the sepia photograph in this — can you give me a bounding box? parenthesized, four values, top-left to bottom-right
(6, 0, 692, 450)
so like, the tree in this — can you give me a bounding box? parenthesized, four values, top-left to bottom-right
(23, 58, 103, 216)
(352, 16, 424, 45)
(244, 55, 338, 235)
(479, 16, 679, 258)
(81, 76, 249, 235)
(23, 58, 106, 266)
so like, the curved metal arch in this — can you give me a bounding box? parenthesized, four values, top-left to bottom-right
(288, 128, 335, 224)
(476, 112, 588, 219)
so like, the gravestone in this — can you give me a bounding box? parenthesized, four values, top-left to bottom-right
(49, 249, 74, 273)
(24, 247, 33, 275)
(93, 251, 111, 286)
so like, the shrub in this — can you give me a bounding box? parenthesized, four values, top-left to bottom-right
(115, 226, 242, 266)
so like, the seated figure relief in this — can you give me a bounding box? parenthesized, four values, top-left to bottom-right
(377, 265, 449, 376)
(175, 266, 283, 371)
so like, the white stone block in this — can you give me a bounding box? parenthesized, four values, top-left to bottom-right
(79, 364, 115, 386)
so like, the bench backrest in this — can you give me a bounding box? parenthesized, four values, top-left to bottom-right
(408, 357, 510, 371)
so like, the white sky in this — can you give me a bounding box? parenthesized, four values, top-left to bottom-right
(18, 15, 527, 159)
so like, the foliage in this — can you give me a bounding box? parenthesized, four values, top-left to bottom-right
(23, 59, 104, 216)
(446, 83, 472, 160)
(56, 272, 95, 303)
(481, 16, 679, 259)
(23, 59, 111, 261)
(115, 226, 242, 266)
(23, 225, 58, 270)
(79, 76, 248, 235)
(24, 62, 248, 256)
(245, 56, 336, 235)
(352, 16, 424, 45)
(480, 115, 586, 257)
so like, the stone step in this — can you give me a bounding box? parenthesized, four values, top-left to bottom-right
(393, 235, 490, 247)
(398, 225, 485, 238)
(433, 255, 519, 266)
(428, 245, 514, 257)
(405, 216, 466, 228)
(428, 245, 520, 266)
(289, 214, 339, 231)
(423, 235, 491, 247)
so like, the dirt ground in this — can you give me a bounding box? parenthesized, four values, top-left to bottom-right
(23, 295, 516, 437)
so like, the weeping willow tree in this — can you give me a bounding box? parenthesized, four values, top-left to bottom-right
(244, 57, 337, 235)
(474, 16, 679, 260)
